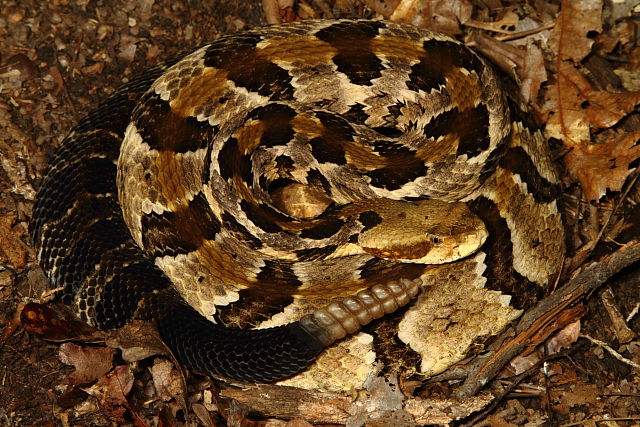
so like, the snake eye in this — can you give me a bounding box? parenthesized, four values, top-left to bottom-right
(431, 236, 441, 244)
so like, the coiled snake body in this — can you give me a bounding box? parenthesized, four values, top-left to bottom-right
(31, 20, 565, 384)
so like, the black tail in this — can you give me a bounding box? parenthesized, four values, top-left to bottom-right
(154, 297, 325, 382)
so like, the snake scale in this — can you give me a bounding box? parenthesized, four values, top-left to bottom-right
(31, 19, 566, 385)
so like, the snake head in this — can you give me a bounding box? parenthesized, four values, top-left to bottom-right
(356, 199, 488, 264)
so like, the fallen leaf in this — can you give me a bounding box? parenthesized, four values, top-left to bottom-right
(565, 131, 640, 200)
(546, 62, 640, 143)
(542, 0, 640, 199)
(285, 418, 314, 427)
(20, 302, 102, 342)
(0, 214, 29, 269)
(190, 402, 216, 427)
(57, 386, 91, 409)
(464, 10, 520, 34)
(510, 352, 541, 375)
(548, 0, 603, 62)
(59, 342, 114, 385)
(105, 320, 168, 362)
(584, 89, 640, 129)
(544, 0, 601, 141)
(1, 303, 23, 346)
(84, 365, 138, 424)
(48, 66, 64, 97)
(552, 382, 600, 415)
(545, 62, 640, 146)
(547, 320, 581, 354)
(595, 21, 636, 55)
(149, 359, 185, 402)
(520, 41, 547, 104)
(390, 0, 472, 34)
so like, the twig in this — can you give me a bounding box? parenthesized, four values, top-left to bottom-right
(580, 334, 640, 369)
(460, 350, 569, 427)
(218, 383, 492, 425)
(495, 22, 556, 41)
(455, 241, 640, 397)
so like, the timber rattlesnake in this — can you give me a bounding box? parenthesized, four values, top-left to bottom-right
(31, 19, 565, 386)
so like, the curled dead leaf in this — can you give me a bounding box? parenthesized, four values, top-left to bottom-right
(149, 358, 185, 402)
(84, 365, 138, 424)
(105, 320, 168, 362)
(59, 342, 114, 385)
(20, 302, 103, 342)
(546, 320, 581, 354)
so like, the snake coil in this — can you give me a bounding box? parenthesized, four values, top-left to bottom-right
(31, 20, 565, 383)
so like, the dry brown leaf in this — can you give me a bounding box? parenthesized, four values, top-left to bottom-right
(84, 365, 138, 424)
(191, 402, 216, 427)
(565, 131, 640, 200)
(520, 41, 547, 104)
(21, 302, 102, 341)
(510, 318, 581, 375)
(548, 0, 603, 62)
(546, 62, 640, 142)
(0, 214, 29, 269)
(358, 0, 399, 19)
(601, 288, 636, 343)
(509, 352, 541, 375)
(543, 0, 640, 199)
(546, 320, 581, 354)
(552, 382, 600, 415)
(56, 386, 91, 410)
(544, 0, 603, 142)
(284, 419, 314, 427)
(389, 0, 423, 22)
(595, 21, 636, 55)
(1, 303, 24, 347)
(48, 66, 64, 97)
(59, 342, 114, 385)
(263, 0, 283, 25)
(585, 89, 640, 129)
(464, 10, 519, 34)
(615, 68, 640, 92)
(149, 359, 185, 402)
(105, 320, 167, 362)
(484, 414, 519, 427)
(390, 0, 472, 34)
